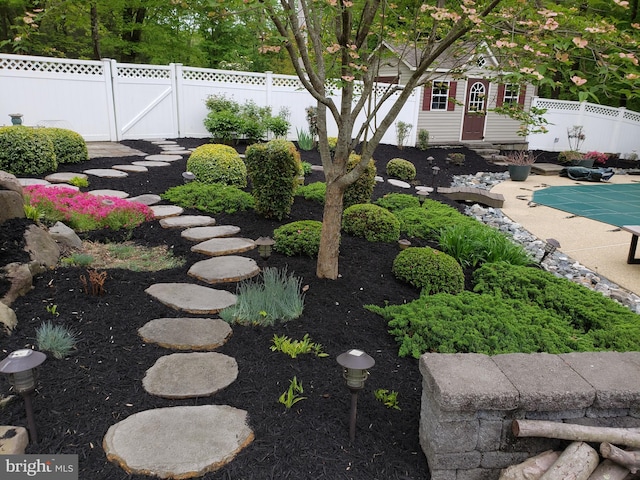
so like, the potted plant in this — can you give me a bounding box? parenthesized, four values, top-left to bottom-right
(505, 150, 536, 181)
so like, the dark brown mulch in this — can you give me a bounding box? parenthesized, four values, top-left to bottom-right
(2, 140, 511, 480)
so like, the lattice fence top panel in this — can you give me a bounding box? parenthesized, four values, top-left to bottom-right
(624, 110, 640, 123)
(534, 99, 580, 112)
(272, 76, 304, 88)
(584, 103, 619, 118)
(0, 56, 103, 76)
(182, 68, 266, 85)
(116, 65, 170, 79)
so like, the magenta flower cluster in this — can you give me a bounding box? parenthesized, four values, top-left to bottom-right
(24, 185, 153, 231)
(584, 151, 608, 164)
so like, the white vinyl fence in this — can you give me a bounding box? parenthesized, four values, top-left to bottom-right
(528, 98, 640, 159)
(0, 53, 418, 145)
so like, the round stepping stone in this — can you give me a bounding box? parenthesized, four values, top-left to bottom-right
(44, 183, 79, 191)
(131, 160, 170, 167)
(160, 144, 186, 150)
(138, 317, 232, 350)
(311, 165, 324, 171)
(145, 283, 236, 314)
(83, 168, 128, 178)
(103, 405, 254, 478)
(143, 352, 238, 399)
(181, 225, 241, 242)
(159, 215, 215, 229)
(375, 175, 384, 183)
(18, 178, 50, 187)
(44, 172, 88, 183)
(191, 237, 255, 257)
(388, 178, 411, 188)
(150, 140, 174, 145)
(416, 186, 434, 193)
(112, 164, 148, 173)
(88, 189, 129, 199)
(127, 194, 162, 206)
(144, 154, 183, 162)
(188, 256, 260, 284)
(150, 205, 184, 219)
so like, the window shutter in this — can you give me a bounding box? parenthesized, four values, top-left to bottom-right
(447, 82, 457, 111)
(496, 84, 505, 107)
(518, 84, 527, 106)
(422, 86, 432, 111)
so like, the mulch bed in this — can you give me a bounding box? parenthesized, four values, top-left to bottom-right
(1, 139, 532, 479)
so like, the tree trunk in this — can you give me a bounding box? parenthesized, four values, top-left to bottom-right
(512, 420, 640, 448)
(587, 459, 630, 480)
(499, 450, 560, 480)
(600, 443, 640, 474)
(539, 442, 599, 480)
(316, 179, 345, 279)
(90, 1, 101, 60)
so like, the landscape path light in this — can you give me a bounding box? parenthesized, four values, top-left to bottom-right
(541, 238, 561, 263)
(427, 156, 435, 166)
(336, 349, 375, 443)
(254, 236, 275, 260)
(0, 349, 46, 443)
(182, 171, 196, 183)
(431, 165, 440, 189)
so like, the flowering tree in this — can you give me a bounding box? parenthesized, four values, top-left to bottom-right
(246, 0, 639, 279)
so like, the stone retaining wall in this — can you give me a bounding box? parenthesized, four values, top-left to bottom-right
(419, 352, 640, 480)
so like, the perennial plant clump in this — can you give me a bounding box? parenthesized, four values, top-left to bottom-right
(24, 186, 153, 232)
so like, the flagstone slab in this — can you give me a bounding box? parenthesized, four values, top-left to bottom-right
(150, 205, 184, 219)
(151, 140, 174, 145)
(18, 178, 50, 187)
(83, 168, 129, 178)
(188, 256, 260, 284)
(131, 161, 171, 167)
(138, 317, 232, 350)
(143, 352, 238, 399)
(181, 225, 241, 242)
(145, 283, 236, 314)
(44, 172, 88, 183)
(159, 215, 216, 229)
(388, 178, 411, 189)
(145, 154, 183, 162)
(44, 184, 79, 191)
(112, 164, 148, 173)
(127, 194, 162, 206)
(103, 405, 254, 479)
(88, 189, 129, 199)
(161, 150, 191, 155)
(191, 237, 255, 257)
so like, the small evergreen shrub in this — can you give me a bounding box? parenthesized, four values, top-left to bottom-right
(161, 182, 254, 214)
(40, 127, 88, 164)
(386, 158, 416, 181)
(343, 154, 377, 208)
(245, 139, 302, 220)
(187, 144, 247, 188)
(392, 247, 464, 295)
(36, 321, 77, 359)
(417, 129, 429, 150)
(393, 207, 434, 238)
(273, 220, 323, 257)
(301, 161, 312, 175)
(0, 126, 57, 175)
(558, 150, 583, 163)
(204, 110, 244, 143)
(342, 204, 400, 243)
(447, 152, 465, 166)
(395, 199, 479, 240)
(296, 182, 326, 204)
(375, 193, 420, 213)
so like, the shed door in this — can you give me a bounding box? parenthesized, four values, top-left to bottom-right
(461, 79, 489, 141)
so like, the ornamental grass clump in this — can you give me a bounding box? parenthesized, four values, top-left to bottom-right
(219, 267, 305, 326)
(24, 185, 153, 232)
(36, 321, 77, 359)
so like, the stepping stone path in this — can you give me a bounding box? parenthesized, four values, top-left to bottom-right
(18, 178, 50, 186)
(19, 139, 257, 477)
(45, 172, 88, 183)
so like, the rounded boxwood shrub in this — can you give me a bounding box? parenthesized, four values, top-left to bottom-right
(342, 204, 400, 243)
(40, 127, 88, 164)
(375, 193, 420, 213)
(343, 153, 376, 208)
(392, 246, 464, 295)
(386, 158, 416, 181)
(0, 126, 57, 175)
(273, 220, 323, 257)
(187, 144, 247, 188)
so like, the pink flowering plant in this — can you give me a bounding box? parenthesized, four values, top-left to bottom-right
(24, 185, 153, 232)
(584, 151, 609, 165)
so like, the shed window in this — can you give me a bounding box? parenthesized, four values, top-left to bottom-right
(503, 84, 520, 104)
(431, 81, 450, 110)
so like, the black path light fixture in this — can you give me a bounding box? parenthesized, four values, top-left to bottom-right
(0, 349, 46, 443)
(336, 349, 375, 443)
(182, 171, 196, 183)
(254, 236, 275, 260)
(541, 238, 561, 263)
(427, 155, 435, 166)
(431, 165, 441, 189)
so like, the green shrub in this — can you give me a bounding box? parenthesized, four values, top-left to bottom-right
(297, 128, 315, 151)
(36, 321, 77, 359)
(205, 93, 240, 113)
(187, 144, 247, 188)
(203, 110, 244, 142)
(161, 182, 254, 214)
(273, 220, 323, 257)
(0, 126, 57, 175)
(343, 154, 377, 208)
(386, 158, 416, 181)
(301, 161, 312, 175)
(395, 199, 478, 240)
(219, 267, 305, 326)
(267, 115, 290, 138)
(246, 139, 302, 220)
(342, 204, 400, 243)
(447, 152, 465, 166)
(375, 193, 420, 213)
(417, 129, 429, 150)
(40, 127, 88, 164)
(241, 117, 266, 143)
(296, 182, 326, 204)
(558, 150, 583, 163)
(438, 223, 533, 268)
(392, 247, 464, 295)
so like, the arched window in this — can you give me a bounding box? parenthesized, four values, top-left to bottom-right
(467, 82, 486, 112)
